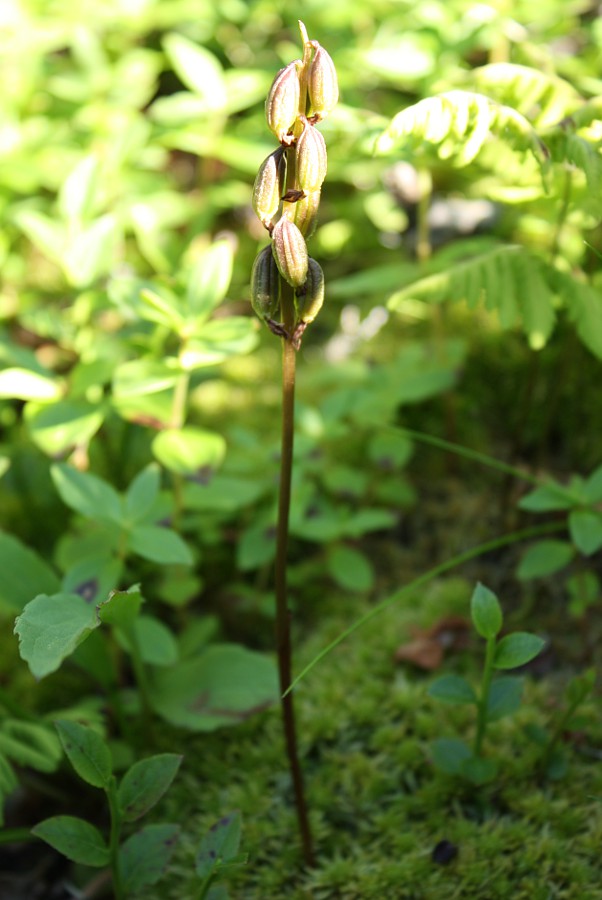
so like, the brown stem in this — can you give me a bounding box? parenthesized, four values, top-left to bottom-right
(274, 282, 314, 866)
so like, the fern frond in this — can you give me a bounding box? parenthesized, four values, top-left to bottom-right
(472, 64, 581, 128)
(387, 245, 556, 347)
(543, 131, 602, 193)
(375, 90, 549, 173)
(547, 269, 602, 360)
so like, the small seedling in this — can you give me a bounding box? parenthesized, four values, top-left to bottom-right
(32, 720, 181, 899)
(195, 810, 247, 899)
(428, 582, 545, 784)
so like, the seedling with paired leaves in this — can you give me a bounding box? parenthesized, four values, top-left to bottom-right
(195, 811, 246, 900)
(429, 582, 545, 785)
(32, 720, 181, 899)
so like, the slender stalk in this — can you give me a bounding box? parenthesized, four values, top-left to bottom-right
(474, 636, 496, 756)
(285, 521, 565, 694)
(106, 777, 124, 900)
(274, 282, 314, 866)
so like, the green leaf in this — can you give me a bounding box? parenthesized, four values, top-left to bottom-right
(25, 400, 104, 456)
(566, 571, 599, 617)
(569, 510, 602, 556)
(62, 557, 123, 607)
(112, 359, 181, 399)
(518, 483, 577, 512)
(470, 582, 502, 639)
(0, 531, 60, 614)
(472, 63, 580, 128)
(14, 593, 99, 679)
(430, 738, 472, 775)
(98, 586, 143, 630)
(15, 210, 65, 263)
(0, 720, 62, 773)
(327, 545, 375, 593)
(196, 811, 243, 879)
(368, 432, 413, 469)
(125, 465, 161, 523)
(117, 615, 179, 667)
(129, 525, 193, 566)
(516, 540, 575, 579)
(461, 756, 498, 785)
(0, 753, 17, 796)
(486, 676, 524, 721)
(151, 645, 278, 731)
(51, 464, 123, 524)
(63, 214, 119, 287)
(118, 754, 182, 822)
(152, 427, 226, 477)
(185, 238, 234, 319)
(119, 823, 180, 893)
(494, 632, 545, 669)
(180, 317, 258, 369)
(428, 674, 477, 705)
(58, 155, 99, 223)
(584, 465, 602, 503)
(32, 816, 109, 867)
(54, 720, 112, 789)
(139, 286, 184, 330)
(0, 368, 62, 401)
(163, 33, 226, 111)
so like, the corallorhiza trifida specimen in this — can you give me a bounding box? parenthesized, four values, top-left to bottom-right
(251, 21, 337, 349)
(249, 23, 338, 866)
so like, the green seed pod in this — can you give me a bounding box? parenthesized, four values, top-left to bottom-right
(284, 189, 321, 238)
(271, 218, 308, 288)
(296, 257, 325, 324)
(265, 60, 301, 144)
(307, 44, 339, 122)
(296, 118, 327, 193)
(252, 147, 286, 230)
(251, 245, 281, 322)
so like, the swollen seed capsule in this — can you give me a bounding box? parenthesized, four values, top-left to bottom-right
(296, 257, 325, 324)
(251, 245, 281, 323)
(296, 118, 327, 193)
(307, 45, 339, 122)
(252, 147, 286, 230)
(271, 218, 308, 288)
(284, 189, 321, 238)
(265, 61, 301, 144)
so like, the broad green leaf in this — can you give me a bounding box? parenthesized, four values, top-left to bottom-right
(55, 720, 112, 789)
(0, 531, 60, 613)
(117, 615, 179, 667)
(470, 583, 502, 639)
(461, 756, 498, 785)
(0, 754, 17, 795)
(584, 465, 602, 503)
(0, 720, 62, 773)
(486, 677, 524, 721)
(118, 754, 182, 822)
(125, 465, 161, 523)
(430, 737, 471, 775)
(185, 476, 265, 512)
(566, 570, 599, 616)
(163, 33, 226, 110)
(0, 368, 61, 401)
(129, 525, 193, 566)
(152, 427, 226, 477)
(494, 633, 545, 669)
(428, 674, 477, 705)
(518, 483, 577, 512)
(112, 359, 181, 399)
(63, 214, 119, 287)
(236, 522, 276, 571)
(180, 317, 258, 369)
(32, 816, 109, 867)
(185, 238, 233, 319)
(58, 155, 99, 223)
(569, 510, 602, 556)
(196, 811, 243, 879)
(151, 645, 278, 731)
(139, 286, 185, 330)
(327, 545, 375, 593)
(15, 210, 65, 263)
(51, 463, 123, 524)
(517, 540, 575, 579)
(14, 593, 99, 679)
(120, 823, 180, 893)
(62, 557, 123, 607)
(368, 432, 413, 469)
(25, 400, 104, 456)
(98, 586, 143, 630)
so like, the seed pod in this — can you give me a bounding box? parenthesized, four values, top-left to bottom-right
(296, 118, 327, 193)
(307, 45, 339, 122)
(284, 189, 321, 238)
(252, 147, 286, 230)
(265, 60, 301, 144)
(295, 258, 325, 324)
(271, 217, 308, 288)
(251, 245, 281, 322)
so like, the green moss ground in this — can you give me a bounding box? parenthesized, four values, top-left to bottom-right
(147, 577, 602, 899)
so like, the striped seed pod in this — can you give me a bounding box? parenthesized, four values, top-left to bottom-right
(295, 258, 325, 324)
(284, 189, 321, 238)
(307, 44, 339, 122)
(271, 217, 308, 288)
(252, 147, 286, 230)
(296, 118, 327, 193)
(251, 245, 281, 323)
(265, 60, 301, 144)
